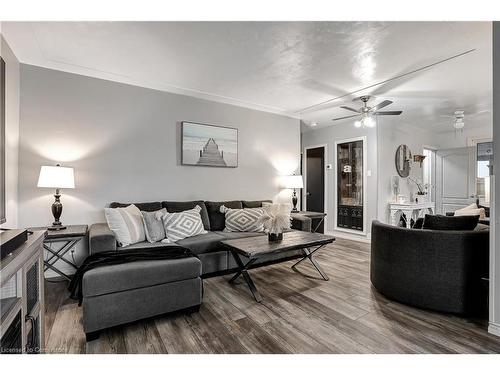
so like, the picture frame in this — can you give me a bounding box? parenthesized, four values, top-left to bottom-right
(181, 121, 238, 168)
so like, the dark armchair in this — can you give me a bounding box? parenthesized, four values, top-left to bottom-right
(370, 221, 489, 317)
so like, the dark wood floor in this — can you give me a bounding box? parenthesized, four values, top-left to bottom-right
(44, 238, 500, 354)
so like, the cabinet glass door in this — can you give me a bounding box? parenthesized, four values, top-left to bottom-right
(337, 140, 364, 231)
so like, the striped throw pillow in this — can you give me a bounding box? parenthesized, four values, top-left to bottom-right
(161, 205, 207, 243)
(104, 204, 146, 247)
(220, 205, 265, 232)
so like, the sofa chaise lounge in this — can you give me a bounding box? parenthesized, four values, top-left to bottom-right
(83, 199, 312, 340)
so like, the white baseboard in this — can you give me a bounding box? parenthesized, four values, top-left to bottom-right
(488, 322, 500, 337)
(325, 230, 371, 244)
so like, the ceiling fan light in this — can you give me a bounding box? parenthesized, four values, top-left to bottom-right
(364, 116, 376, 128)
(354, 120, 362, 128)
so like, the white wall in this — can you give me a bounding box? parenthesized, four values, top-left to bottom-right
(1, 33, 20, 228)
(301, 122, 378, 240)
(18, 65, 300, 275)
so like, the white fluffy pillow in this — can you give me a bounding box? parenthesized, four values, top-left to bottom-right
(104, 204, 146, 247)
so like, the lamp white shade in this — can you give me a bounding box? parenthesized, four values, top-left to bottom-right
(281, 175, 304, 189)
(37, 165, 75, 189)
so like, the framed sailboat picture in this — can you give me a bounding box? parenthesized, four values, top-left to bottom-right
(181, 121, 238, 167)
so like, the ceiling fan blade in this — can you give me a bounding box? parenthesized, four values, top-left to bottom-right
(340, 106, 362, 113)
(468, 110, 491, 117)
(374, 111, 403, 116)
(331, 114, 360, 121)
(369, 100, 393, 112)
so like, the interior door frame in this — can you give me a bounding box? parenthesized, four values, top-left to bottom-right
(303, 143, 328, 230)
(422, 145, 437, 203)
(334, 136, 368, 236)
(435, 147, 476, 214)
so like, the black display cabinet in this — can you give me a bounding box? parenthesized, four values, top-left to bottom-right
(337, 140, 364, 232)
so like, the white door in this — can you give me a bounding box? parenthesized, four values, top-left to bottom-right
(435, 147, 476, 214)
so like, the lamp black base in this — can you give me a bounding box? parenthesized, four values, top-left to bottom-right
(292, 188, 299, 212)
(47, 225, 67, 231)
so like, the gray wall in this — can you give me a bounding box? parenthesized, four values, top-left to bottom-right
(301, 122, 378, 240)
(1, 34, 20, 228)
(376, 117, 436, 223)
(18, 65, 300, 273)
(302, 115, 492, 240)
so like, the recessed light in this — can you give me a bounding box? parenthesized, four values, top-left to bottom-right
(310, 122, 318, 127)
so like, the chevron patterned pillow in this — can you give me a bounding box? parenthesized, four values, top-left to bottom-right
(220, 205, 265, 232)
(161, 205, 207, 243)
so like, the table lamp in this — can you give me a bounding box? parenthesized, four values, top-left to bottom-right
(281, 175, 303, 212)
(37, 164, 75, 230)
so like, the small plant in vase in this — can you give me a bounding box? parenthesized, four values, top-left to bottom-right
(408, 176, 429, 203)
(258, 206, 291, 243)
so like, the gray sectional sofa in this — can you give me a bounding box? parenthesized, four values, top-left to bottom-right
(83, 199, 312, 340)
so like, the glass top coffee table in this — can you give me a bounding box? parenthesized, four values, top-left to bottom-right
(221, 230, 335, 302)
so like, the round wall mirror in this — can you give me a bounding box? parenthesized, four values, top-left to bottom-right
(395, 145, 412, 178)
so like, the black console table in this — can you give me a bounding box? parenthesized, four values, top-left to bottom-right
(28, 225, 88, 281)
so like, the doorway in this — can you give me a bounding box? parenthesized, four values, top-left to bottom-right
(304, 145, 326, 233)
(422, 147, 436, 203)
(435, 147, 476, 214)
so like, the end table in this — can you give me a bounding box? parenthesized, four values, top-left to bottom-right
(291, 211, 327, 233)
(28, 225, 88, 281)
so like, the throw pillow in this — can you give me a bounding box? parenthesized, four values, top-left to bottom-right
(205, 200, 243, 231)
(457, 202, 478, 211)
(478, 204, 490, 217)
(454, 207, 486, 219)
(161, 205, 207, 243)
(242, 200, 273, 208)
(422, 214, 479, 231)
(474, 223, 490, 231)
(220, 205, 265, 232)
(262, 202, 292, 216)
(141, 208, 167, 243)
(412, 217, 424, 229)
(104, 204, 146, 246)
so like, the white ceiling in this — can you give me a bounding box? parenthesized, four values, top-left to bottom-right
(2, 21, 492, 132)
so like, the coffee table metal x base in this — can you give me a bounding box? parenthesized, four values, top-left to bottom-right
(291, 244, 329, 281)
(228, 254, 262, 302)
(229, 244, 329, 303)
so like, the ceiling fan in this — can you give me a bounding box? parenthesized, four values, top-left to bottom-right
(439, 109, 490, 135)
(332, 96, 403, 128)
